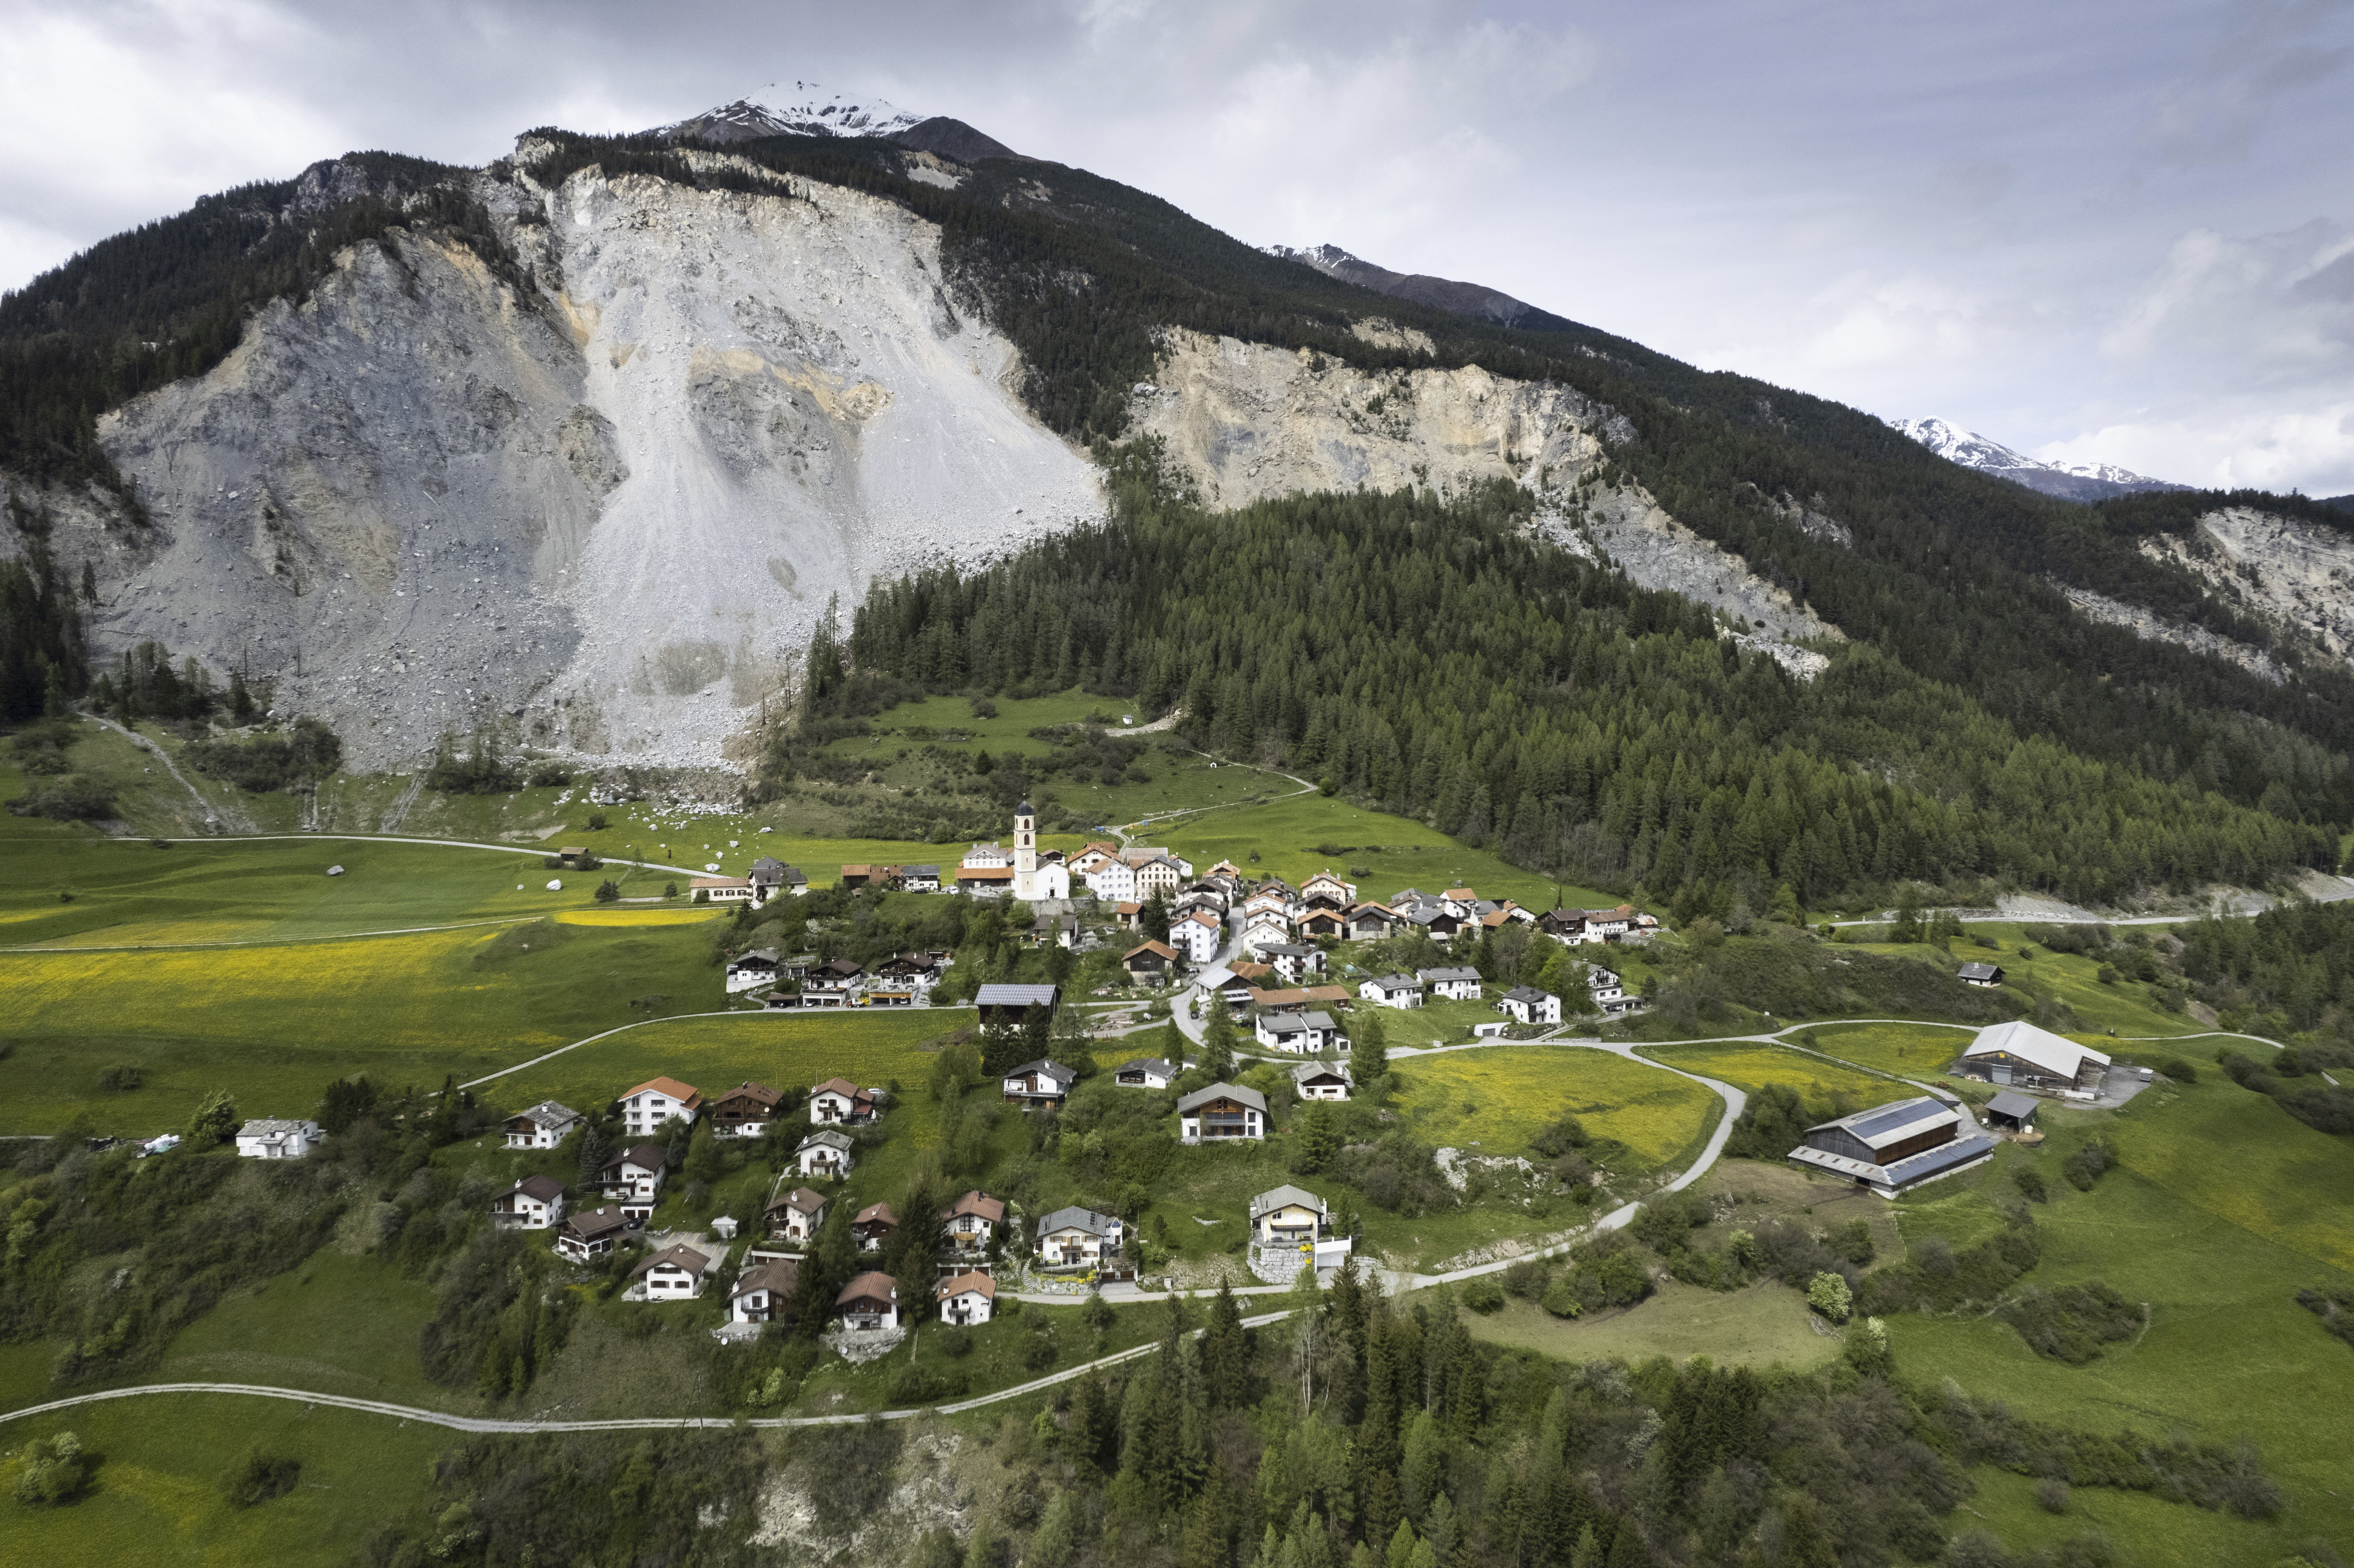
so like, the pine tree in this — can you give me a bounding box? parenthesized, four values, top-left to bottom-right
(1348, 1007, 1388, 1085)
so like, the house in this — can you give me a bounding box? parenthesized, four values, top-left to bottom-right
(1259, 943, 1326, 983)
(1418, 966, 1484, 1002)
(555, 1206, 632, 1261)
(731, 1257, 799, 1324)
(503, 1100, 582, 1149)
(555, 845, 589, 865)
(976, 983, 1060, 1029)
(937, 1271, 997, 1326)
(1177, 1083, 1268, 1143)
(1241, 911, 1294, 955)
(1959, 1021, 2111, 1095)
(1114, 1056, 1187, 1089)
(852, 1201, 899, 1252)
(1201, 966, 1258, 1008)
(838, 864, 899, 892)
(1067, 843, 1121, 877)
(235, 1119, 321, 1160)
(1301, 870, 1358, 908)
(1345, 902, 1400, 940)
(900, 864, 943, 893)
(1359, 974, 1424, 1009)
(619, 1076, 702, 1138)
(963, 841, 1012, 869)
(1255, 1010, 1338, 1054)
(1536, 907, 1589, 941)
(1113, 900, 1144, 930)
(1123, 940, 1182, 982)
(709, 1081, 783, 1138)
(1497, 986, 1562, 1026)
(942, 1190, 1007, 1253)
(1786, 1096, 1994, 1197)
(954, 865, 1015, 897)
(1582, 907, 1636, 941)
(752, 1183, 820, 1239)
(1291, 1062, 1353, 1101)
(805, 958, 865, 995)
(600, 1144, 669, 1218)
(835, 1271, 900, 1331)
(1122, 846, 1194, 879)
(692, 876, 756, 903)
(1402, 905, 1463, 938)
(1034, 911, 1078, 949)
(630, 1242, 716, 1301)
(1171, 908, 1223, 963)
(1253, 985, 1350, 1012)
(1297, 908, 1346, 941)
(876, 952, 946, 986)
(1587, 967, 1625, 1003)
(1958, 961, 2005, 988)
(1085, 860, 1139, 902)
(1250, 1184, 1329, 1248)
(1131, 854, 1186, 899)
(810, 1078, 878, 1125)
(491, 1174, 567, 1230)
(748, 857, 806, 902)
(797, 1129, 856, 1179)
(1037, 1206, 1124, 1266)
(726, 948, 782, 994)
(1003, 1059, 1075, 1109)
(1984, 1090, 2042, 1133)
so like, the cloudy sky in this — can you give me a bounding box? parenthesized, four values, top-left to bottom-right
(4, 0, 2350, 493)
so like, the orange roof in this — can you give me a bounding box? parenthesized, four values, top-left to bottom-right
(813, 1077, 867, 1101)
(691, 876, 749, 888)
(835, 1271, 897, 1307)
(622, 1076, 701, 1108)
(943, 1190, 1006, 1223)
(1445, 887, 1476, 900)
(956, 866, 1015, 881)
(1116, 901, 1143, 914)
(1230, 961, 1273, 979)
(938, 1270, 997, 1300)
(1125, 940, 1180, 962)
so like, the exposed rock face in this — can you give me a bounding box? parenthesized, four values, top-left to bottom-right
(2134, 507, 2354, 673)
(2058, 584, 2282, 683)
(1130, 328, 1625, 509)
(49, 152, 1103, 770)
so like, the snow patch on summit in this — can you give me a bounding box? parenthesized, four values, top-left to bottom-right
(657, 81, 925, 144)
(1892, 417, 2188, 502)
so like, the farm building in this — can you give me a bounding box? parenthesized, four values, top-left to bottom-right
(503, 1100, 582, 1149)
(1122, 940, 1182, 982)
(1177, 1083, 1267, 1143)
(976, 983, 1060, 1028)
(1958, 1020, 2111, 1094)
(1958, 961, 2005, 987)
(1785, 1096, 1995, 1197)
(1983, 1090, 2042, 1132)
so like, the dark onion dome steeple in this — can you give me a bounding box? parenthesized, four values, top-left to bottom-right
(1017, 801, 1034, 816)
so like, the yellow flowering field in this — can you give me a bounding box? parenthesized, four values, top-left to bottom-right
(553, 907, 721, 927)
(1390, 1046, 1722, 1172)
(1641, 1043, 1911, 1111)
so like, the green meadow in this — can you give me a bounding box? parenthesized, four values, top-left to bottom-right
(1638, 1041, 1913, 1109)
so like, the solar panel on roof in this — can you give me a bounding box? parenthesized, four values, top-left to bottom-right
(1846, 1098, 1943, 1142)
(1885, 1136, 1995, 1181)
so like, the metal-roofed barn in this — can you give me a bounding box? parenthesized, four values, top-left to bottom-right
(1786, 1095, 1996, 1197)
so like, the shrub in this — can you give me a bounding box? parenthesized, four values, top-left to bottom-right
(1831, 1218, 1875, 1265)
(1540, 1278, 1582, 1318)
(1807, 1271, 1853, 1323)
(10, 775, 116, 820)
(2036, 1477, 2072, 1514)
(12, 1432, 88, 1506)
(2013, 1165, 2048, 1202)
(2063, 1139, 2114, 1192)
(594, 879, 621, 903)
(526, 761, 572, 787)
(1843, 1314, 1892, 1378)
(221, 1447, 302, 1507)
(935, 1324, 975, 1359)
(187, 1087, 239, 1145)
(1501, 1259, 1549, 1299)
(2295, 1284, 2354, 1348)
(1459, 1276, 1506, 1314)
(585, 811, 609, 831)
(97, 1064, 145, 1092)
(2001, 1281, 2142, 1364)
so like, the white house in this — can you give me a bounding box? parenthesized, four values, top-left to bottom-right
(1359, 974, 1424, 1009)
(937, 1271, 996, 1326)
(1130, 854, 1186, 899)
(490, 1174, 567, 1229)
(555, 1206, 631, 1262)
(1177, 1083, 1268, 1143)
(1291, 1062, 1353, 1101)
(618, 1076, 702, 1138)
(962, 841, 1013, 869)
(731, 1257, 799, 1325)
(234, 1119, 321, 1160)
(809, 1078, 878, 1125)
(1171, 908, 1223, 963)
(629, 1242, 716, 1301)
(1260, 943, 1326, 983)
(1497, 986, 1562, 1026)
(1241, 912, 1294, 955)
(797, 1129, 856, 1179)
(1036, 1206, 1124, 1267)
(691, 876, 756, 903)
(1085, 860, 1139, 903)
(726, 948, 782, 994)
(942, 1190, 1006, 1254)
(1255, 1010, 1338, 1054)
(1418, 966, 1484, 1002)
(1003, 1060, 1076, 1109)
(747, 857, 806, 903)
(503, 1100, 583, 1149)
(1114, 1056, 1187, 1089)
(900, 864, 943, 893)
(600, 1144, 669, 1220)
(765, 1185, 830, 1243)
(835, 1271, 900, 1331)
(1250, 1184, 1329, 1248)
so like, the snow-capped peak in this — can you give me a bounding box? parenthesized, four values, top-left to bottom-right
(1891, 417, 2187, 501)
(658, 81, 926, 144)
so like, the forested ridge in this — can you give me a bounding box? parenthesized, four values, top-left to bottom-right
(794, 469, 2332, 910)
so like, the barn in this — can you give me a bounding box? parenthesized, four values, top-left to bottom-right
(1786, 1096, 1996, 1197)
(1958, 1020, 2111, 1095)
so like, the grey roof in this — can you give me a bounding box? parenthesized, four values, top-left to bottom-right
(1249, 1184, 1327, 1219)
(1298, 1011, 1336, 1031)
(513, 1100, 581, 1129)
(1811, 1097, 1959, 1150)
(1038, 1206, 1119, 1237)
(798, 1129, 855, 1151)
(1502, 986, 1551, 1004)
(1364, 973, 1421, 991)
(1958, 961, 2003, 981)
(1986, 1090, 2042, 1120)
(1115, 1057, 1181, 1079)
(1291, 1061, 1351, 1086)
(1006, 1058, 1077, 1086)
(1177, 1082, 1267, 1115)
(1261, 942, 1316, 958)
(750, 856, 786, 875)
(502, 1175, 565, 1203)
(238, 1119, 318, 1138)
(904, 863, 941, 876)
(1418, 966, 1482, 983)
(1882, 1134, 1998, 1183)
(976, 983, 1061, 1008)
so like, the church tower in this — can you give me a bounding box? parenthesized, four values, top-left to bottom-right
(1012, 800, 1038, 899)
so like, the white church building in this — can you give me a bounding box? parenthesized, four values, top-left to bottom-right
(1011, 801, 1069, 902)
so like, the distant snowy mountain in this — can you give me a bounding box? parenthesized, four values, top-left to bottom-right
(656, 81, 1018, 162)
(1264, 243, 1575, 332)
(1891, 417, 2190, 502)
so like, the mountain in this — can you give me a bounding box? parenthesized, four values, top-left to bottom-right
(1263, 243, 1576, 331)
(655, 80, 1019, 161)
(1892, 416, 2191, 502)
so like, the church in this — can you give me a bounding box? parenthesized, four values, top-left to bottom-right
(1010, 801, 1070, 901)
